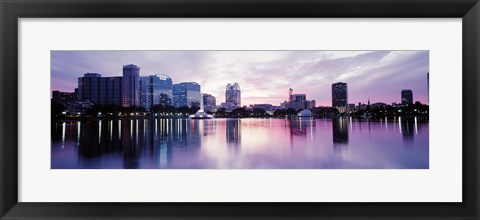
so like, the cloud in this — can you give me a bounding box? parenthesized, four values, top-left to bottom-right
(51, 50, 429, 106)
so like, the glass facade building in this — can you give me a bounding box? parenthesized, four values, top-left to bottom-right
(173, 82, 201, 108)
(401, 89, 413, 106)
(202, 93, 216, 113)
(77, 73, 123, 106)
(140, 74, 173, 110)
(225, 83, 241, 108)
(122, 64, 141, 107)
(332, 82, 348, 113)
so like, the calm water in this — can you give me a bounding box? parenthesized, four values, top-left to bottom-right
(51, 117, 428, 169)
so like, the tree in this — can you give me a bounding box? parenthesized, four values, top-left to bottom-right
(252, 108, 267, 117)
(215, 108, 227, 117)
(176, 106, 190, 115)
(273, 109, 286, 116)
(151, 104, 175, 114)
(231, 107, 248, 117)
(312, 107, 338, 118)
(51, 102, 66, 119)
(188, 106, 200, 114)
(285, 108, 297, 116)
(86, 104, 103, 116)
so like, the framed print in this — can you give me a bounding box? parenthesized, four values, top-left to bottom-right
(49, 50, 430, 170)
(1, 0, 479, 219)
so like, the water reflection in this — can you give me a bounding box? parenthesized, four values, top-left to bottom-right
(52, 118, 429, 169)
(401, 118, 415, 144)
(332, 117, 349, 153)
(226, 119, 241, 147)
(289, 118, 315, 136)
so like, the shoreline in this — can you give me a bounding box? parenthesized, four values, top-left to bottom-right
(52, 115, 429, 123)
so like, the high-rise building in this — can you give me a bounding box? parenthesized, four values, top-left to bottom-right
(52, 90, 76, 104)
(280, 89, 315, 110)
(292, 94, 306, 102)
(225, 83, 241, 108)
(140, 77, 151, 109)
(122, 64, 141, 107)
(173, 82, 201, 108)
(100, 77, 123, 106)
(77, 73, 101, 103)
(332, 82, 348, 113)
(77, 73, 123, 106)
(203, 94, 216, 113)
(401, 89, 413, 106)
(333, 117, 349, 153)
(140, 74, 173, 110)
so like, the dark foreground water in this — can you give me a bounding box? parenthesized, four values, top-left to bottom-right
(51, 117, 428, 169)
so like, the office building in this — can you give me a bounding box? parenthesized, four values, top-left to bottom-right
(140, 74, 173, 110)
(122, 64, 141, 107)
(281, 88, 316, 110)
(173, 82, 201, 108)
(203, 94, 216, 113)
(52, 90, 76, 104)
(332, 82, 348, 113)
(225, 83, 241, 109)
(401, 89, 413, 106)
(77, 73, 123, 106)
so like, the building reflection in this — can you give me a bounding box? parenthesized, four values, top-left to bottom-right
(155, 118, 202, 167)
(52, 117, 429, 169)
(76, 118, 204, 168)
(400, 117, 415, 145)
(121, 119, 145, 168)
(332, 117, 349, 152)
(286, 118, 316, 147)
(289, 118, 310, 136)
(52, 121, 77, 149)
(152, 118, 174, 168)
(226, 119, 241, 149)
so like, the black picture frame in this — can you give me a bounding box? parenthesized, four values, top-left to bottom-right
(1, 0, 479, 219)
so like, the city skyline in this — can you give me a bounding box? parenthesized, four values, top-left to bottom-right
(51, 50, 429, 106)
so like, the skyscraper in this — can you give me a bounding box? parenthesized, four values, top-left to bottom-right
(140, 74, 173, 110)
(122, 64, 140, 107)
(100, 77, 123, 106)
(203, 94, 216, 113)
(77, 73, 122, 106)
(225, 83, 241, 108)
(155, 74, 174, 107)
(140, 77, 151, 109)
(173, 82, 201, 108)
(77, 73, 101, 103)
(401, 89, 413, 106)
(332, 82, 348, 113)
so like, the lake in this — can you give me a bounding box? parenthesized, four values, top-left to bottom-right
(51, 117, 428, 169)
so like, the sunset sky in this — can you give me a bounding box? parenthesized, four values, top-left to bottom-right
(51, 50, 429, 107)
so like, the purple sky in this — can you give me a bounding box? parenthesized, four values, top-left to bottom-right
(51, 50, 429, 107)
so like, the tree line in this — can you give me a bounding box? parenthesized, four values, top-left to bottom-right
(52, 101, 429, 119)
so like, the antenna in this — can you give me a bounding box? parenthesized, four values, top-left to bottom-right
(289, 88, 293, 102)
